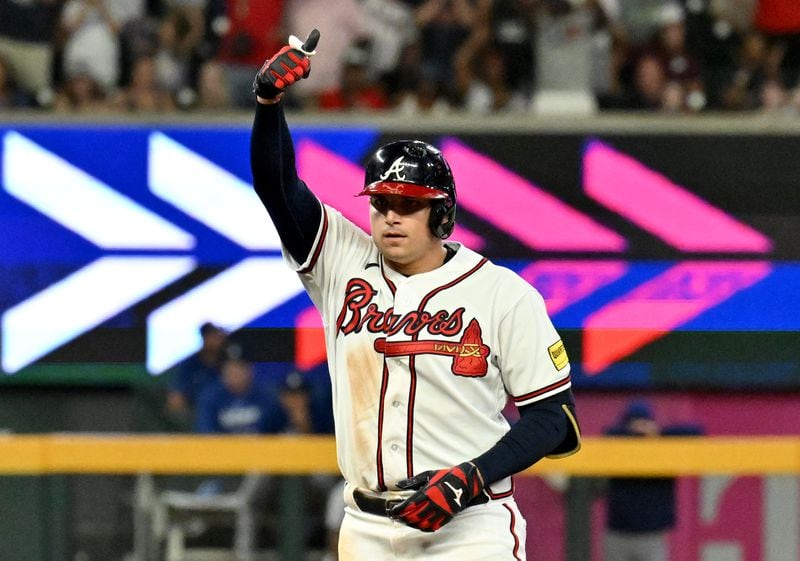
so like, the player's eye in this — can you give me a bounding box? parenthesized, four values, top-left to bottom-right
(395, 198, 428, 214)
(370, 196, 389, 214)
(371, 195, 428, 215)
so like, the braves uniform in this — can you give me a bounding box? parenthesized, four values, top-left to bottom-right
(289, 206, 571, 490)
(290, 208, 572, 558)
(249, 29, 580, 561)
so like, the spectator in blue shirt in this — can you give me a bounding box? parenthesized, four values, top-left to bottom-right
(166, 322, 229, 427)
(603, 400, 703, 561)
(191, 355, 283, 498)
(275, 369, 337, 435)
(193, 359, 335, 551)
(195, 356, 281, 434)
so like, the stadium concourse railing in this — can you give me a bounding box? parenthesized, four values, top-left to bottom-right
(1, 434, 799, 561)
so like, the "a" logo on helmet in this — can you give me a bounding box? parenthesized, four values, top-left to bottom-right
(379, 156, 413, 181)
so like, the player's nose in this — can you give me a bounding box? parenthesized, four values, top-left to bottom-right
(384, 208, 402, 222)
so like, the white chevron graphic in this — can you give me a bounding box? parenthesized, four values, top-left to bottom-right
(2, 257, 195, 373)
(2, 132, 195, 249)
(148, 132, 281, 250)
(146, 257, 305, 373)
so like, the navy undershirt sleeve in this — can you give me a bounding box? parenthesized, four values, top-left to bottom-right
(250, 102, 322, 264)
(472, 389, 574, 485)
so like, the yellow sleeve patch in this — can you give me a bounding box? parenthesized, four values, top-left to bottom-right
(548, 340, 569, 371)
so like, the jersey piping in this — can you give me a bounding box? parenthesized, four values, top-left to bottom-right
(503, 503, 524, 561)
(511, 373, 572, 404)
(298, 204, 329, 274)
(375, 361, 391, 490)
(379, 257, 397, 296)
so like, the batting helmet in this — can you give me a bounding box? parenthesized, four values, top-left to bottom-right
(358, 140, 457, 239)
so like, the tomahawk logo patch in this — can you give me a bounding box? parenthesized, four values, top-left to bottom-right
(373, 319, 490, 377)
(450, 319, 489, 376)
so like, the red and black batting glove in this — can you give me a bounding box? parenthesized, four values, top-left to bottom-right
(253, 28, 320, 101)
(389, 461, 485, 532)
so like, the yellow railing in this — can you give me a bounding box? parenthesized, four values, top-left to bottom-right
(1, 434, 798, 476)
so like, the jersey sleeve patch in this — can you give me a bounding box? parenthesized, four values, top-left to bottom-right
(548, 339, 569, 371)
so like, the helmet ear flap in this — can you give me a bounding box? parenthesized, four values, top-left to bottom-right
(430, 200, 456, 239)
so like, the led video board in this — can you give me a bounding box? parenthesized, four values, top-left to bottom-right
(1, 125, 797, 388)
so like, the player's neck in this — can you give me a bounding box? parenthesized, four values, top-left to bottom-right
(386, 245, 448, 276)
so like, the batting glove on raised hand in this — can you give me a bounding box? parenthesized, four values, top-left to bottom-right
(389, 461, 485, 532)
(253, 28, 320, 101)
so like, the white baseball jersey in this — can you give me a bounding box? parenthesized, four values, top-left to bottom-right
(284, 204, 571, 497)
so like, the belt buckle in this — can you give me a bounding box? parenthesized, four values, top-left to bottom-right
(384, 498, 402, 516)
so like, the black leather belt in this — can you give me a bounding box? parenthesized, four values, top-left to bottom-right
(352, 489, 404, 517)
(352, 488, 490, 518)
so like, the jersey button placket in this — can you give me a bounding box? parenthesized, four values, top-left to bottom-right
(382, 372, 408, 482)
(381, 283, 415, 483)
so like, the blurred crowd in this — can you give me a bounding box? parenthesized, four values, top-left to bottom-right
(0, 0, 798, 115)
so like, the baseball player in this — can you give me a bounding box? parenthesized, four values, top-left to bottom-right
(249, 29, 581, 560)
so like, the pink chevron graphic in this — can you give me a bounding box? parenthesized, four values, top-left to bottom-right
(583, 261, 772, 374)
(520, 260, 628, 315)
(584, 140, 772, 253)
(441, 138, 626, 252)
(294, 305, 326, 370)
(296, 139, 485, 250)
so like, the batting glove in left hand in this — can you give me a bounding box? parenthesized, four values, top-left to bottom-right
(389, 461, 485, 532)
(252, 28, 320, 101)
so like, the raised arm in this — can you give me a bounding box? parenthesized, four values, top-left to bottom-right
(250, 30, 324, 264)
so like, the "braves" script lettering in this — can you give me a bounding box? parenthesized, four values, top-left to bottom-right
(336, 278, 464, 337)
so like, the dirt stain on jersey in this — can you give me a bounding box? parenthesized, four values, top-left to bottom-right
(346, 339, 382, 481)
